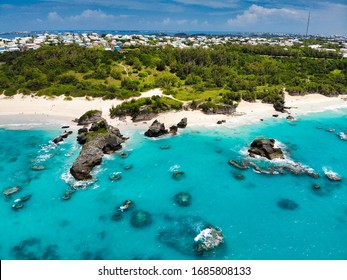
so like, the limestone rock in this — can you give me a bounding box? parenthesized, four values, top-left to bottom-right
(70, 119, 125, 181)
(248, 138, 284, 160)
(194, 226, 224, 256)
(177, 117, 187, 128)
(3, 186, 21, 196)
(130, 210, 152, 228)
(169, 125, 178, 135)
(273, 102, 289, 113)
(77, 110, 103, 125)
(144, 120, 168, 138)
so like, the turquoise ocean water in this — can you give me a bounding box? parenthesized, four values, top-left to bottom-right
(0, 109, 346, 260)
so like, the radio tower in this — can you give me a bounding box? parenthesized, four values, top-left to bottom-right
(305, 10, 311, 38)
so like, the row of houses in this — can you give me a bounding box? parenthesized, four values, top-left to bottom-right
(1, 32, 347, 55)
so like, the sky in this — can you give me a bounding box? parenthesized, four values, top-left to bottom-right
(0, 0, 346, 35)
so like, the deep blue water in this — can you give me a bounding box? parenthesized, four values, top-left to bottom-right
(0, 109, 346, 260)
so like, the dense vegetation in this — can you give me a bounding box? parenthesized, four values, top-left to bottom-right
(0, 43, 346, 112)
(109, 95, 182, 119)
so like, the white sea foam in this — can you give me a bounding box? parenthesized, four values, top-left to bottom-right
(169, 165, 181, 172)
(194, 228, 212, 242)
(323, 167, 340, 178)
(239, 146, 249, 156)
(34, 153, 54, 163)
(61, 171, 97, 189)
(338, 132, 347, 140)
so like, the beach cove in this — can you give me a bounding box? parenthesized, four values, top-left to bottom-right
(0, 91, 347, 260)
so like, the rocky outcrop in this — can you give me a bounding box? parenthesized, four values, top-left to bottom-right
(144, 120, 168, 137)
(53, 131, 73, 144)
(77, 110, 103, 125)
(132, 107, 158, 122)
(169, 125, 178, 135)
(70, 119, 125, 181)
(274, 102, 290, 113)
(177, 117, 187, 128)
(3, 186, 21, 196)
(203, 105, 236, 115)
(248, 138, 284, 160)
(229, 159, 248, 169)
(194, 226, 224, 256)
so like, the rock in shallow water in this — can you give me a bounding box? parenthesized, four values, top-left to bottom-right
(277, 199, 299, 210)
(172, 171, 185, 180)
(3, 186, 21, 196)
(130, 210, 152, 228)
(194, 226, 224, 256)
(144, 120, 168, 138)
(70, 119, 125, 181)
(248, 138, 284, 160)
(157, 215, 224, 257)
(174, 192, 192, 206)
(109, 172, 122, 181)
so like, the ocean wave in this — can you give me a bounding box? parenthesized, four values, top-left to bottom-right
(169, 165, 181, 172)
(322, 167, 342, 181)
(33, 153, 55, 163)
(337, 132, 347, 140)
(61, 171, 97, 189)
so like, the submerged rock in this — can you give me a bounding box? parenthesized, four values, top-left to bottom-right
(160, 145, 170, 150)
(31, 165, 45, 171)
(232, 172, 245, 180)
(120, 152, 129, 159)
(277, 199, 299, 210)
(123, 164, 133, 170)
(158, 216, 209, 256)
(3, 186, 21, 196)
(144, 120, 168, 138)
(111, 213, 123, 221)
(130, 210, 152, 228)
(62, 189, 76, 201)
(229, 160, 248, 170)
(172, 171, 185, 180)
(109, 172, 122, 181)
(174, 192, 192, 206)
(248, 138, 284, 160)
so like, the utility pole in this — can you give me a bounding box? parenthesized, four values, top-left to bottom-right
(305, 10, 311, 38)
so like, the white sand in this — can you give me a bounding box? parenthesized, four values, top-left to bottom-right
(1, 89, 346, 130)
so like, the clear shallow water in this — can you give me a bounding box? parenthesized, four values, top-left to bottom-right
(0, 109, 346, 260)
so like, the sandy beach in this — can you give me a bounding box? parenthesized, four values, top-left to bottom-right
(1, 89, 347, 130)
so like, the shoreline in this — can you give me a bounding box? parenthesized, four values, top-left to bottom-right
(1, 89, 347, 131)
